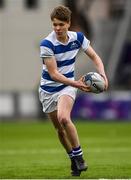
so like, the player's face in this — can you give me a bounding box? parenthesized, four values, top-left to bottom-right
(52, 18, 70, 38)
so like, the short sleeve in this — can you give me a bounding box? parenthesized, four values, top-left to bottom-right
(82, 36, 90, 51)
(40, 46, 54, 58)
(77, 32, 90, 51)
(40, 39, 54, 58)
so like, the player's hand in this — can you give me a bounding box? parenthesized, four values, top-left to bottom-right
(77, 76, 91, 92)
(100, 74, 108, 90)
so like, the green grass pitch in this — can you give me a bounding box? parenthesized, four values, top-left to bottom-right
(0, 120, 131, 179)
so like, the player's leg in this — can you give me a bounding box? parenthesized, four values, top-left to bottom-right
(57, 95, 80, 148)
(57, 95, 87, 175)
(48, 110, 81, 176)
(39, 88, 73, 154)
(48, 110, 72, 153)
(39, 89, 83, 176)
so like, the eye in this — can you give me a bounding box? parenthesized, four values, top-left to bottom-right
(53, 23, 57, 27)
(59, 23, 64, 26)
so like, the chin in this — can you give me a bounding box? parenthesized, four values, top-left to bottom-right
(57, 34, 63, 38)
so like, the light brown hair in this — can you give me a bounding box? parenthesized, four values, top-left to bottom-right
(50, 5, 71, 22)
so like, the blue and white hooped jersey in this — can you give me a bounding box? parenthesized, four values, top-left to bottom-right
(40, 31, 90, 93)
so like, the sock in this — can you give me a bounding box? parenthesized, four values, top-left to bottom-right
(73, 146, 83, 157)
(68, 150, 74, 159)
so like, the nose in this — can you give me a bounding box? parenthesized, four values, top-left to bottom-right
(56, 25, 60, 30)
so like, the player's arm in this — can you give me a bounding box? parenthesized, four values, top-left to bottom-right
(85, 45, 108, 90)
(43, 57, 90, 92)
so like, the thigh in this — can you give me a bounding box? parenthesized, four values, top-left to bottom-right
(57, 95, 74, 119)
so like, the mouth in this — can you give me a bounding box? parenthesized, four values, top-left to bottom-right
(56, 32, 62, 35)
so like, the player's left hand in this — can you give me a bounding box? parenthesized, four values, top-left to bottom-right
(100, 74, 108, 90)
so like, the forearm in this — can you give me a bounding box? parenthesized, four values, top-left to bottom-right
(93, 55, 106, 76)
(85, 46, 108, 89)
(50, 70, 79, 88)
(43, 57, 91, 92)
(85, 46, 106, 76)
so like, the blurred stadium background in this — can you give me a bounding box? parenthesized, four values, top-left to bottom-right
(0, 0, 131, 179)
(0, 0, 131, 120)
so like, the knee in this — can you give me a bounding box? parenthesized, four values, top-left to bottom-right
(57, 114, 70, 127)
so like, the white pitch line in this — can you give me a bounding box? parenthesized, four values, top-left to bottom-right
(0, 148, 131, 155)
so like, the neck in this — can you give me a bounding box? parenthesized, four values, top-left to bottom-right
(57, 34, 69, 43)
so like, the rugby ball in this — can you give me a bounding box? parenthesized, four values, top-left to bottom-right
(83, 72, 105, 93)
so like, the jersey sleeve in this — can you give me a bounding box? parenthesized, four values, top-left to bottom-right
(40, 39, 54, 58)
(77, 32, 90, 51)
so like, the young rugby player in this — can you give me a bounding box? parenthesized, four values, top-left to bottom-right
(39, 5, 108, 176)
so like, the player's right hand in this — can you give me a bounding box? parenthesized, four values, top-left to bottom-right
(77, 77, 91, 92)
